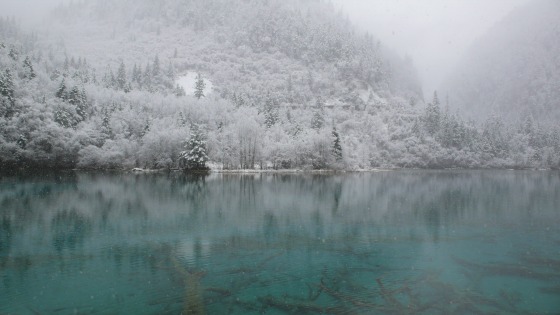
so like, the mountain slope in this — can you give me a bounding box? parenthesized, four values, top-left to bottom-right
(1, 0, 426, 171)
(45, 0, 422, 103)
(443, 0, 560, 123)
(2, 0, 560, 171)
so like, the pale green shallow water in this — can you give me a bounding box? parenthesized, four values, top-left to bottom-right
(0, 171, 559, 314)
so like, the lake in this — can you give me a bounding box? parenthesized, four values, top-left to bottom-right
(1, 171, 559, 314)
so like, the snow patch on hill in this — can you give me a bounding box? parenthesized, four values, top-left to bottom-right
(175, 72, 213, 96)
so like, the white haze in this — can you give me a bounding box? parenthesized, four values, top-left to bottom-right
(334, 0, 533, 98)
(2, 0, 533, 96)
(0, 0, 69, 26)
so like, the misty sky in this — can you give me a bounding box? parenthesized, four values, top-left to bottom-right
(0, 0, 69, 25)
(334, 0, 532, 98)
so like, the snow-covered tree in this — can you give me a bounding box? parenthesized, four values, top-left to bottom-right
(332, 126, 343, 162)
(152, 54, 160, 78)
(264, 95, 279, 128)
(55, 78, 66, 100)
(116, 60, 127, 91)
(22, 56, 36, 80)
(76, 87, 89, 121)
(180, 125, 209, 170)
(194, 73, 205, 99)
(175, 84, 186, 97)
(143, 63, 152, 90)
(0, 69, 15, 117)
(424, 91, 441, 135)
(8, 47, 18, 61)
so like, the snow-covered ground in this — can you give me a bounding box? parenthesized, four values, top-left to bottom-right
(175, 72, 213, 96)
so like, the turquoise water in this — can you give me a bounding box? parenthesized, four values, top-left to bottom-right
(0, 171, 559, 314)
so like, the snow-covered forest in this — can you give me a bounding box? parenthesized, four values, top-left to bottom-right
(444, 0, 560, 123)
(1, 0, 559, 171)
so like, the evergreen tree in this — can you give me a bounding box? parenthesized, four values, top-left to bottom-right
(143, 63, 152, 90)
(22, 56, 36, 80)
(110, 70, 116, 89)
(0, 69, 15, 117)
(166, 62, 175, 79)
(424, 91, 441, 135)
(101, 66, 114, 88)
(194, 73, 205, 99)
(101, 107, 111, 133)
(132, 64, 141, 85)
(180, 126, 209, 170)
(140, 119, 150, 137)
(152, 55, 160, 78)
(264, 95, 279, 128)
(56, 78, 67, 100)
(116, 60, 127, 91)
(0, 69, 14, 102)
(65, 85, 87, 123)
(332, 127, 343, 162)
(68, 86, 81, 105)
(124, 82, 132, 93)
(175, 84, 186, 97)
(54, 109, 69, 128)
(178, 111, 187, 126)
(433, 91, 440, 107)
(8, 47, 18, 61)
(482, 116, 508, 158)
(63, 56, 70, 73)
(91, 68, 97, 84)
(80, 86, 88, 106)
(76, 86, 89, 121)
(311, 111, 325, 130)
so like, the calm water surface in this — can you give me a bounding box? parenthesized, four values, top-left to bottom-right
(0, 171, 559, 314)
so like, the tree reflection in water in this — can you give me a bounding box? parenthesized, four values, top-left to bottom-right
(0, 170, 558, 314)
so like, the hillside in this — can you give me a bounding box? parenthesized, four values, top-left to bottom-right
(443, 0, 560, 123)
(1, 0, 560, 171)
(45, 0, 422, 103)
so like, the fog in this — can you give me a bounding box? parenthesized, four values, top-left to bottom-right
(0, 0, 69, 26)
(334, 0, 532, 96)
(0, 0, 534, 96)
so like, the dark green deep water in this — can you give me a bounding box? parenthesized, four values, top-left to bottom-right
(0, 171, 559, 314)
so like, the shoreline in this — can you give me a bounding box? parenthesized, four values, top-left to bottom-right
(1, 166, 557, 177)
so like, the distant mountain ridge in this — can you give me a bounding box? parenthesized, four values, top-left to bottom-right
(443, 0, 560, 123)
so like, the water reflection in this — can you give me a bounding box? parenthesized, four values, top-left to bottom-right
(52, 209, 91, 253)
(0, 171, 559, 314)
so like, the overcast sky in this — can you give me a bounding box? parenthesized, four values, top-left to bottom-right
(334, 0, 532, 97)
